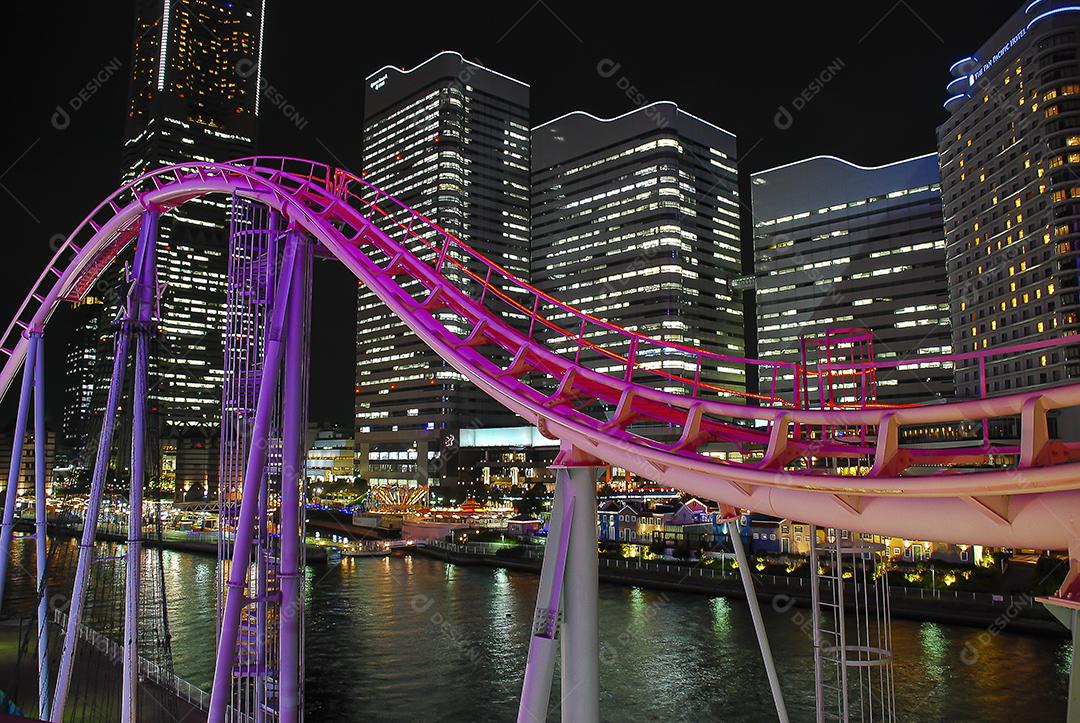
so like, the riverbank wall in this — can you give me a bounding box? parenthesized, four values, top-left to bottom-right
(411, 541, 1065, 637)
(14, 520, 329, 563)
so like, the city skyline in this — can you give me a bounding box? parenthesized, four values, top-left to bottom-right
(0, 2, 1019, 430)
(3, 3, 1080, 721)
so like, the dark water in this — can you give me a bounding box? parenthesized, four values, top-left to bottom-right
(2, 538, 1071, 721)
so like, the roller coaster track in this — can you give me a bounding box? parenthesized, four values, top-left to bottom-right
(5, 157, 1080, 548)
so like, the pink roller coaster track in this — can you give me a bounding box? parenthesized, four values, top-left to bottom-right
(4, 157, 1080, 552)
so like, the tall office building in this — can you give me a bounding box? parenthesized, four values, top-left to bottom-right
(531, 102, 745, 402)
(357, 51, 530, 490)
(940, 0, 1080, 397)
(60, 296, 103, 457)
(77, 0, 265, 466)
(752, 154, 952, 405)
(0, 430, 56, 496)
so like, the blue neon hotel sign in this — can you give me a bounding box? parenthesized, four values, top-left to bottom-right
(969, 28, 1027, 86)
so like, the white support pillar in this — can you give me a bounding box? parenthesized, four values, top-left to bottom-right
(1042, 602, 1080, 721)
(518, 481, 571, 723)
(1067, 610, 1080, 723)
(729, 519, 789, 723)
(517, 460, 601, 723)
(559, 465, 600, 723)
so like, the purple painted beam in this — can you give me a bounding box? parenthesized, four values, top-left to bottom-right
(32, 334, 48, 720)
(0, 333, 39, 611)
(52, 216, 153, 722)
(279, 231, 309, 723)
(123, 209, 157, 723)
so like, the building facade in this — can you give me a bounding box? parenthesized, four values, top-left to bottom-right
(60, 296, 103, 458)
(531, 103, 745, 403)
(456, 425, 558, 497)
(752, 154, 952, 405)
(940, 0, 1080, 397)
(77, 0, 265, 473)
(357, 52, 530, 491)
(0, 431, 56, 497)
(306, 429, 356, 483)
(160, 434, 220, 500)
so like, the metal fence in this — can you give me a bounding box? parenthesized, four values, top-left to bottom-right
(52, 609, 211, 711)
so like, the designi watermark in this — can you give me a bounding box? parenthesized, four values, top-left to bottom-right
(774, 57, 845, 130)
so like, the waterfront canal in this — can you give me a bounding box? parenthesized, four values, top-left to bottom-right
(1, 538, 1070, 721)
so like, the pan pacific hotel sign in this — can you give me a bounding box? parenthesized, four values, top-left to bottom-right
(969, 27, 1026, 85)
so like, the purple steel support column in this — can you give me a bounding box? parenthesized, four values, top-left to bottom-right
(33, 334, 49, 720)
(208, 234, 298, 722)
(517, 480, 572, 723)
(0, 333, 39, 610)
(279, 231, 309, 723)
(560, 464, 600, 723)
(122, 210, 158, 723)
(53, 222, 149, 722)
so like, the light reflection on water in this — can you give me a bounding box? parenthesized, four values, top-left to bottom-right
(1, 540, 1069, 721)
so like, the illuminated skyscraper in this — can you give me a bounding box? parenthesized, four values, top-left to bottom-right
(752, 154, 952, 405)
(60, 296, 103, 457)
(357, 51, 530, 491)
(83, 0, 265, 450)
(940, 1, 1080, 396)
(531, 103, 745, 402)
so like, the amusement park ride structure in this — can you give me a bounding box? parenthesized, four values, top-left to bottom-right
(1, 158, 1080, 721)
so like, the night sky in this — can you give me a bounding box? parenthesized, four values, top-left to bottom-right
(0, 1, 1017, 428)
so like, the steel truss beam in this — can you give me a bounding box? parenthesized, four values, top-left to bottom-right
(209, 227, 309, 722)
(0, 329, 50, 719)
(279, 231, 311, 723)
(53, 209, 159, 722)
(122, 210, 158, 722)
(33, 333, 48, 720)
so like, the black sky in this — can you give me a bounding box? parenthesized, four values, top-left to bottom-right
(0, 1, 1019, 428)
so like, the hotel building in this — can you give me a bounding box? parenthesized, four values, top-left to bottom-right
(752, 154, 952, 405)
(940, 0, 1080, 396)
